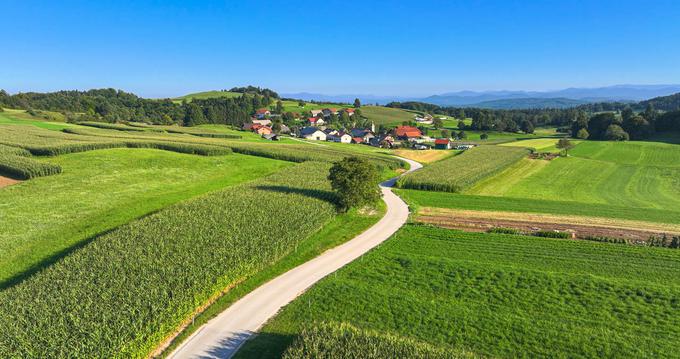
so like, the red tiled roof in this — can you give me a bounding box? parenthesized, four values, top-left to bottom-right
(435, 138, 450, 145)
(352, 137, 364, 143)
(395, 126, 422, 138)
(255, 108, 269, 114)
(308, 117, 317, 122)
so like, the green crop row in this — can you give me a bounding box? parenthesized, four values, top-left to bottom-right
(78, 121, 147, 132)
(0, 162, 338, 358)
(282, 322, 474, 359)
(0, 153, 62, 179)
(0, 144, 31, 157)
(397, 146, 529, 192)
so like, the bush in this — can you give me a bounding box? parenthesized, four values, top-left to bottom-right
(533, 230, 571, 239)
(488, 227, 521, 235)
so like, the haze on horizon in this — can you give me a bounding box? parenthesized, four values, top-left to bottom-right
(2, 0, 679, 98)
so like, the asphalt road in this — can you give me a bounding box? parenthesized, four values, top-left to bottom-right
(168, 157, 422, 359)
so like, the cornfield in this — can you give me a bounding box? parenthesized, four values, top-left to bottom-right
(397, 146, 529, 192)
(0, 162, 338, 358)
(0, 143, 61, 179)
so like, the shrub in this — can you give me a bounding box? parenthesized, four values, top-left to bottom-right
(533, 230, 571, 239)
(488, 227, 521, 235)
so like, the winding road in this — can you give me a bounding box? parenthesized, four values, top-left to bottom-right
(168, 157, 422, 359)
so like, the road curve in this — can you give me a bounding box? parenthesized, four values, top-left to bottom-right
(168, 157, 422, 359)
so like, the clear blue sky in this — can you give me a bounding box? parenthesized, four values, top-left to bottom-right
(2, 0, 679, 98)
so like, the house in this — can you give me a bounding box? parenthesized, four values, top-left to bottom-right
(300, 127, 327, 141)
(310, 109, 323, 117)
(324, 128, 339, 136)
(253, 125, 272, 135)
(344, 108, 355, 116)
(255, 108, 271, 119)
(327, 132, 352, 143)
(308, 117, 325, 126)
(252, 119, 272, 126)
(350, 129, 375, 142)
(242, 122, 255, 131)
(414, 144, 429, 150)
(262, 133, 279, 141)
(351, 137, 364, 144)
(321, 108, 338, 118)
(434, 138, 452, 150)
(279, 124, 291, 134)
(369, 134, 395, 148)
(394, 126, 422, 140)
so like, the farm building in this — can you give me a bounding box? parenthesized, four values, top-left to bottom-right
(394, 126, 422, 140)
(252, 119, 272, 126)
(350, 129, 375, 142)
(310, 109, 323, 117)
(262, 133, 279, 141)
(351, 137, 364, 144)
(300, 127, 327, 141)
(308, 117, 325, 126)
(252, 125, 272, 135)
(255, 109, 271, 119)
(434, 138, 452, 150)
(327, 132, 352, 143)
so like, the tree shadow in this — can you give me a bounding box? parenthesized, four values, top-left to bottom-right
(254, 185, 339, 206)
(198, 331, 256, 359)
(228, 331, 298, 359)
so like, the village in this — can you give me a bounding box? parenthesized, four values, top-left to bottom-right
(241, 107, 476, 150)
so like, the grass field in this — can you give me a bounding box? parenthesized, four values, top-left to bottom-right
(0, 109, 75, 130)
(392, 149, 458, 164)
(0, 149, 289, 285)
(279, 100, 351, 115)
(500, 137, 580, 152)
(173, 90, 243, 102)
(467, 141, 680, 211)
(236, 224, 680, 358)
(359, 106, 418, 126)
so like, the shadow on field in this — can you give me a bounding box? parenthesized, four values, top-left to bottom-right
(229, 331, 298, 359)
(255, 185, 338, 205)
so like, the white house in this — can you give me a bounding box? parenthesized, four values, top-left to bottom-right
(300, 127, 327, 141)
(310, 109, 323, 117)
(252, 119, 272, 126)
(327, 132, 352, 143)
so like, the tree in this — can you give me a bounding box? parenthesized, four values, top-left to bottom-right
(643, 103, 657, 122)
(457, 130, 467, 139)
(621, 106, 634, 123)
(520, 120, 534, 134)
(275, 100, 284, 114)
(327, 157, 381, 212)
(298, 100, 305, 107)
(457, 109, 466, 120)
(604, 124, 630, 141)
(480, 133, 489, 140)
(457, 120, 466, 130)
(353, 98, 361, 108)
(432, 117, 443, 129)
(183, 103, 205, 126)
(271, 118, 282, 133)
(556, 137, 574, 156)
(622, 115, 652, 140)
(441, 129, 450, 138)
(576, 127, 589, 139)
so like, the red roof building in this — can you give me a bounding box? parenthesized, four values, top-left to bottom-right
(395, 126, 422, 139)
(351, 137, 364, 144)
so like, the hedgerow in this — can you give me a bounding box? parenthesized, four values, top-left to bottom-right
(397, 146, 529, 192)
(282, 322, 475, 359)
(534, 230, 571, 239)
(0, 162, 337, 358)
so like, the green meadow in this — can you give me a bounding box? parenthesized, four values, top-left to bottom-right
(236, 224, 680, 358)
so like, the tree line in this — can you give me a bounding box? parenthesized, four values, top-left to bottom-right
(0, 88, 276, 127)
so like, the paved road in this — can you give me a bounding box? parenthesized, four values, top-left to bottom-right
(168, 157, 422, 359)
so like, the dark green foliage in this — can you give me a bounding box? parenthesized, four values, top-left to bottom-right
(487, 227, 521, 235)
(576, 127, 589, 139)
(604, 124, 630, 141)
(282, 322, 474, 359)
(0, 163, 336, 358)
(0, 144, 31, 157)
(648, 235, 680, 249)
(533, 230, 571, 239)
(520, 119, 534, 133)
(556, 137, 574, 155)
(78, 121, 146, 131)
(353, 98, 361, 108)
(479, 133, 488, 140)
(0, 153, 62, 179)
(328, 157, 381, 212)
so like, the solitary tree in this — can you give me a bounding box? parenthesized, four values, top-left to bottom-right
(556, 137, 574, 156)
(328, 157, 381, 212)
(353, 98, 361, 108)
(298, 100, 306, 107)
(275, 100, 284, 114)
(432, 117, 443, 129)
(480, 132, 489, 140)
(457, 120, 466, 130)
(457, 130, 467, 139)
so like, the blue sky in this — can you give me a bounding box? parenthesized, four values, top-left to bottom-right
(2, 0, 680, 98)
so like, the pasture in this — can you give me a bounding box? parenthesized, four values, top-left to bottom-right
(0, 148, 289, 285)
(468, 140, 680, 211)
(397, 145, 529, 192)
(359, 105, 417, 126)
(173, 90, 243, 102)
(236, 224, 680, 358)
(499, 137, 572, 152)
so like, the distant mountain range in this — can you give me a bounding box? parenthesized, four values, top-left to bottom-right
(282, 85, 680, 110)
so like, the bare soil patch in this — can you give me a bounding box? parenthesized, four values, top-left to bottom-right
(416, 207, 680, 243)
(0, 176, 20, 188)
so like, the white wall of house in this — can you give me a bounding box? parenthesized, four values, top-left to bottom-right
(304, 131, 327, 141)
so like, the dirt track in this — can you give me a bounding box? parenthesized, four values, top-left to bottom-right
(0, 176, 20, 189)
(417, 207, 680, 242)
